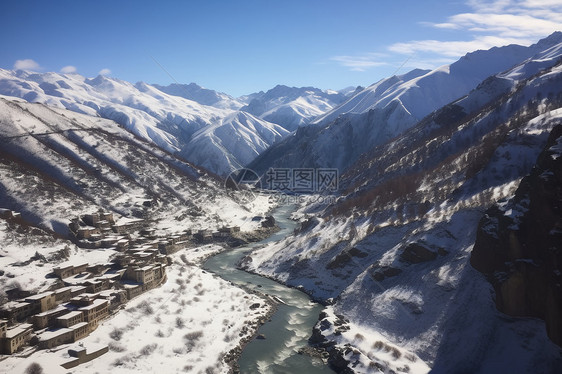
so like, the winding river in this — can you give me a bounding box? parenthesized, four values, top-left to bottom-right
(204, 204, 334, 374)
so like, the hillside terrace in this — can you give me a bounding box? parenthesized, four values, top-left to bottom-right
(0, 207, 245, 368)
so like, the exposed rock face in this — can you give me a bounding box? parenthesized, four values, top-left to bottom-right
(399, 243, 438, 263)
(471, 124, 562, 346)
(326, 247, 368, 270)
(261, 216, 276, 228)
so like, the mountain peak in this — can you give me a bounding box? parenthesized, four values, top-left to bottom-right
(535, 30, 562, 49)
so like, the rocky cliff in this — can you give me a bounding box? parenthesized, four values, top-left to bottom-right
(471, 124, 562, 346)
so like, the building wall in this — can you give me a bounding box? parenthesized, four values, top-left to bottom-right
(4, 329, 32, 354)
(57, 312, 84, 328)
(39, 294, 56, 312)
(39, 330, 73, 349)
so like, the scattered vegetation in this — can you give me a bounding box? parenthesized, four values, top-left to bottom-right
(109, 328, 124, 341)
(139, 343, 158, 356)
(25, 362, 43, 374)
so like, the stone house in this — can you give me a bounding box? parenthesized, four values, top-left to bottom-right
(0, 319, 6, 337)
(54, 287, 73, 303)
(32, 306, 68, 329)
(76, 226, 101, 239)
(53, 262, 89, 279)
(123, 283, 143, 300)
(56, 311, 84, 328)
(38, 327, 73, 349)
(61, 344, 109, 369)
(0, 301, 38, 322)
(25, 291, 56, 313)
(112, 217, 144, 234)
(1, 323, 33, 354)
(78, 299, 109, 325)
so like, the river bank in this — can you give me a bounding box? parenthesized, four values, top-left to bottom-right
(204, 203, 334, 374)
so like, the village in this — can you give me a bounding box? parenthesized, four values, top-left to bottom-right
(0, 208, 247, 369)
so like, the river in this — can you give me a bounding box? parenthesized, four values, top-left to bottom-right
(203, 204, 334, 374)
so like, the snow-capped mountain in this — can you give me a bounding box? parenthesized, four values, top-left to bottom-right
(0, 70, 288, 176)
(0, 96, 272, 236)
(249, 32, 562, 175)
(240, 84, 351, 131)
(151, 82, 245, 110)
(180, 111, 288, 176)
(243, 34, 562, 373)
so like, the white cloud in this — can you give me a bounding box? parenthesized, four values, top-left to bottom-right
(389, 35, 529, 57)
(331, 0, 561, 73)
(391, 0, 562, 61)
(13, 59, 41, 71)
(98, 68, 111, 76)
(330, 54, 387, 71)
(60, 65, 77, 74)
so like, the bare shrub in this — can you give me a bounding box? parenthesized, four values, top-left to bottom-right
(176, 317, 185, 329)
(139, 343, 158, 356)
(110, 328, 123, 341)
(25, 362, 43, 374)
(404, 353, 417, 362)
(113, 354, 132, 366)
(138, 300, 154, 315)
(173, 346, 185, 355)
(184, 330, 203, 351)
(108, 342, 127, 352)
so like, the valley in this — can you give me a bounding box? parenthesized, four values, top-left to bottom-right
(1, 29, 562, 374)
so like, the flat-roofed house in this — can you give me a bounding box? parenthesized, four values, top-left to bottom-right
(0, 319, 7, 338)
(76, 226, 100, 239)
(54, 286, 73, 303)
(56, 311, 84, 328)
(25, 291, 56, 313)
(38, 327, 73, 349)
(2, 323, 33, 354)
(53, 262, 89, 279)
(70, 321, 90, 341)
(123, 283, 143, 300)
(78, 299, 109, 326)
(0, 300, 38, 322)
(32, 305, 68, 329)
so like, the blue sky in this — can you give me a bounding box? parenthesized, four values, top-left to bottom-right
(2, 0, 561, 96)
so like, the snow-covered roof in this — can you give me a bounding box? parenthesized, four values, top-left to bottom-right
(5, 323, 33, 339)
(35, 305, 67, 318)
(69, 321, 88, 330)
(56, 311, 82, 320)
(54, 286, 74, 294)
(25, 291, 54, 301)
(77, 298, 108, 311)
(0, 300, 31, 311)
(39, 327, 72, 341)
(114, 217, 144, 225)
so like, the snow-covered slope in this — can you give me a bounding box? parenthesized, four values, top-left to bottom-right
(0, 70, 287, 175)
(0, 97, 278, 374)
(180, 111, 288, 176)
(240, 85, 350, 131)
(151, 82, 245, 110)
(243, 38, 562, 373)
(249, 32, 562, 175)
(0, 97, 273, 236)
